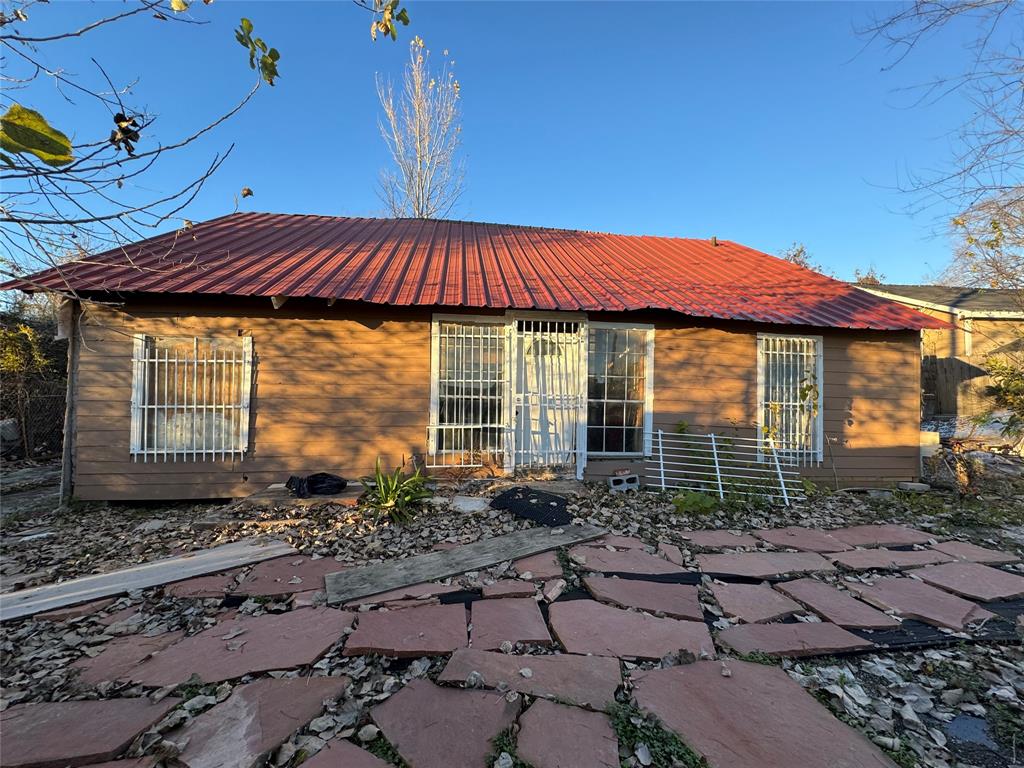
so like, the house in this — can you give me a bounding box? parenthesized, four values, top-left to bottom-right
(857, 284, 1024, 421)
(1, 213, 946, 500)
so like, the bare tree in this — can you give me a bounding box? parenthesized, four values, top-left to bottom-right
(861, 2, 1022, 214)
(0, 0, 412, 301)
(942, 196, 1024, 291)
(853, 266, 886, 286)
(377, 37, 464, 219)
(860, 2, 1023, 288)
(778, 242, 832, 275)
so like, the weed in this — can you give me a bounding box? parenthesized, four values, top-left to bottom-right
(884, 743, 918, 768)
(925, 660, 986, 697)
(734, 651, 781, 666)
(554, 547, 575, 581)
(360, 458, 432, 525)
(608, 702, 707, 768)
(989, 702, 1023, 748)
(672, 491, 719, 515)
(488, 727, 533, 768)
(365, 735, 409, 767)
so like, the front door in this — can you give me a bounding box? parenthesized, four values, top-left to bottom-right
(512, 318, 585, 473)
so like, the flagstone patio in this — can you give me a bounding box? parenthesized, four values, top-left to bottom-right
(3, 519, 1022, 768)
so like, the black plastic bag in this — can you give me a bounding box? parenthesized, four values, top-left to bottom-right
(490, 486, 570, 527)
(286, 472, 348, 498)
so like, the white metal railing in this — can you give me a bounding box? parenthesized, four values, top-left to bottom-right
(644, 430, 803, 505)
(130, 335, 253, 462)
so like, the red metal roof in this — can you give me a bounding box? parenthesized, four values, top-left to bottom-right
(1, 213, 946, 330)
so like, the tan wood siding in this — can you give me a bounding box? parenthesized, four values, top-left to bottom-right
(586, 325, 922, 488)
(72, 302, 431, 500)
(71, 301, 923, 499)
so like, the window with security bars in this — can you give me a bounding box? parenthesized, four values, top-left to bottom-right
(757, 334, 823, 465)
(130, 335, 253, 461)
(587, 325, 652, 455)
(428, 321, 507, 467)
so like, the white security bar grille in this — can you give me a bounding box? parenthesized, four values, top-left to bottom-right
(513, 319, 585, 470)
(427, 320, 508, 468)
(757, 334, 823, 466)
(130, 335, 253, 462)
(645, 430, 803, 505)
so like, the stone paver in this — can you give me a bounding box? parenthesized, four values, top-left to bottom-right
(548, 599, 715, 660)
(344, 602, 468, 657)
(847, 577, 995, 630)
(584, 576, 702, 620)
(830, 524, 934, 548)
(517, 699, 619, 768)
(176, 676, 348, 768)
(585, 534, 647, 550)
(132, 607, 354, 685)
(482, 580, 537, 598)
(470, 597, 552, 650)
(775, 578, 900, 629)
(696, 552, 834, 579)
(717, 622, 873, 657)
(513, 551, 563, 580)
(300, 738, 391, 768)
(238, 555, 346, 596)
(72, 631, 185, 685)
(681, 530, 760, 549)
(345, 581, 462, 606)
(913, 561, 1024, 602)
(165, 572, 238, 599)
(438, 648, 621, 710)
(36, 597, 116, 621)
(930, 540, 1020, 565)
(754, 527, 852, 553)
(709, 583, 802, 623)
(830, 548, 953, 571)
(633, 661, 897, 768)
(568, 546, 685, 575)
(0, 697, 180, 768)
(371, 679, 519, 768)
(657, 542, 685, 565)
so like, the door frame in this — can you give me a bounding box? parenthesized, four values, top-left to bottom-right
(506, 311, 588, 479)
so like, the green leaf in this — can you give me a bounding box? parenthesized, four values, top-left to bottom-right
(0, 104, 73, 167)
(240, 17, 253, 33)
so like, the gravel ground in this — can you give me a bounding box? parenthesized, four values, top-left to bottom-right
(1, 466, 1022, 768)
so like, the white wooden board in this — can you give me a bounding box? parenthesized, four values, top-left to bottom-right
(0, 538, 296, 622)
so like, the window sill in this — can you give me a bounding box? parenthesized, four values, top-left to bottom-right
(587, 453, 646, 459)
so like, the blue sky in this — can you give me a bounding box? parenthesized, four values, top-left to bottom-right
(17, 1, 979, 282)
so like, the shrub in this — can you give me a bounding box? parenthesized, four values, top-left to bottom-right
(671, 490, 719, 515)
(360, 458, 432, 525)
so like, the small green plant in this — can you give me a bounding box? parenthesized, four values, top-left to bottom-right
(608, 703, 706, 768)
(365, 734, 409, 767)
(990, 702, 1023, 748)
(675, 420, 690, 434)
(360, 458, 432, 524)
(672, 490, 719, 515)
(488, 727, 533, 768)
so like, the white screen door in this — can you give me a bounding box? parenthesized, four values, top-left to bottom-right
(513, 319, 585, 472)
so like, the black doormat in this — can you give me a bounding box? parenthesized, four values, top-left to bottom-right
(490, 486, 570, 527)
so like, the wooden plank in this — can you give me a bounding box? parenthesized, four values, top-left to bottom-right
(0, 538, 296, 622)
(325, 524, 605, 605)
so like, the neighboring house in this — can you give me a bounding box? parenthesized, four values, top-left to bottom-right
(1, 213, 945, 500)
(858, 284, 1024, 420)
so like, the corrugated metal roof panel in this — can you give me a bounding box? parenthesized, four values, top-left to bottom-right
(1, 212, 948, 330)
